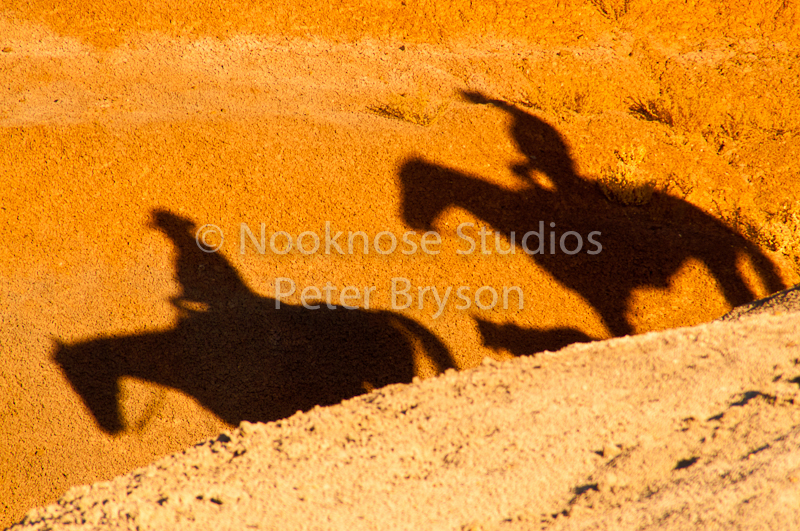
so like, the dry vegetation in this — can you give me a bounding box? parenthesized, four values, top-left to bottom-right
(368, 91, 448, 127)
(511, 36, 800, 273)
(589, 0, 632, 21)
(597, 145, 655, 206)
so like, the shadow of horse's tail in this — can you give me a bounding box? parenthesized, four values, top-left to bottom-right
(387, 312, 457, 374)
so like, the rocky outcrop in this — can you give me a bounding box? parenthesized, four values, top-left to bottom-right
(11, 310, 800, 531)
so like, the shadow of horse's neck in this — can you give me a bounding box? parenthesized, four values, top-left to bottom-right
(400, 157, 582, 231)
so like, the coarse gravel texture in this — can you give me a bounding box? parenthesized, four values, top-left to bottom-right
(720, 285, 800, 322)
(10, 310, 800, 531)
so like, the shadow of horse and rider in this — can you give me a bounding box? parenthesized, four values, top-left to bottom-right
(55, 90, 786, 435)
(398, 91, 786, 354)
(54, 210, 456, 435)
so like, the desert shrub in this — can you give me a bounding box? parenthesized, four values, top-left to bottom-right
(368, 92, 447, 127)
(721, 201, 800, 274)
(589, 0, 632, 20)
(516, 54, 634, 118)
(597, 145, 656, 206)
(631, 49, 800, 146)
(756, 202, 800, 271)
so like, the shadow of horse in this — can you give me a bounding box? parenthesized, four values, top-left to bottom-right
(54, 209, 456, 434)
(399, 91, 786, 351)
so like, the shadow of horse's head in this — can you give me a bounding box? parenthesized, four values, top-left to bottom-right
(398, 157, 453, 232)
(53, 338, 125, 434)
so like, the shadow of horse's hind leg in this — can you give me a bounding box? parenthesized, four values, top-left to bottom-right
(713, 242, 788, 308)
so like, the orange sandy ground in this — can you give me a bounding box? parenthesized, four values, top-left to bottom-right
(2, 1, 800, 526)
